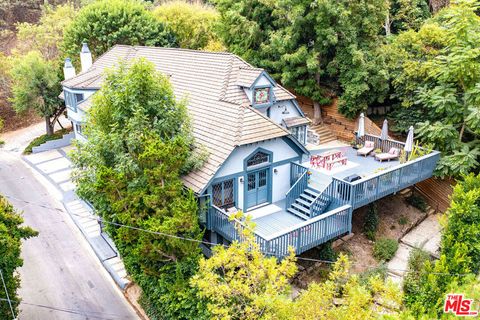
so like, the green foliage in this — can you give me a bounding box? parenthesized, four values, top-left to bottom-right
(9, 51, 63, 135)
(388, 0, 431, 34)
(214, 0, 390, 118)
(386, 0, 480, 177)
(404, 173, 480, 316)
(358, 262, 388, 286)
(405, 193, 427, 212)
(364, 203, 379, 240)
(192, 221, 403, 320)
(316, 240, 337, 262)
(191, 215, 297, 320)
(153, 1, 224, 51)
(71, 59, 205, 318)
(398, 216, 408, 225)
(373, 238, 399, 261)
(403, 248, 431, 307)
(0, 195, 38, 319)
(62, 0, 176, 63)
(23, 128, 70, 154)
(15, 3, 76, 61)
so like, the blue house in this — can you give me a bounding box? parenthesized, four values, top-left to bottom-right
(61, 44, 440, 258)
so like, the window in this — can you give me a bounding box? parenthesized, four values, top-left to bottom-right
(247, 151, 270, 167)
(75, 123, 86, 136)
(212, 179, 235, 208)
(290, 126, 306, 144)
(75, 93, 84, 103)
(253, 87, 270, 105)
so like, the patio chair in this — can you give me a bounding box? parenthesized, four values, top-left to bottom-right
(357, 141, 375, 157)
(375, 147, 400, 162)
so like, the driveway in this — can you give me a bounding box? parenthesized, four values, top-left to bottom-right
(0, 124, 139, 319)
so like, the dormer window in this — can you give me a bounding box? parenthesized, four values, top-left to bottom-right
(254, 87, 270, 105)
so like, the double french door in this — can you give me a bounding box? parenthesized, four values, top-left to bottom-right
(246, 168, 269, 209)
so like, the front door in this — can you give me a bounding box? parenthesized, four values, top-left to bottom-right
(246, 168, 269, 209)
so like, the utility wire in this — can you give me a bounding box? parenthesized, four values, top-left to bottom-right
(1, 193, 475, 277)
(0, 297, 135, 320)
(0, 268, 16, 320)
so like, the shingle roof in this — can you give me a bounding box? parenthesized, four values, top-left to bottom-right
(235, 67, 264, 88)
(77, 95, 93, 112)
(62, 45, 296, 193)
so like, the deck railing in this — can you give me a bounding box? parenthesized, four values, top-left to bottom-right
(286, 163, 309, 210)
(356, 133, 405, 152)
(339, 151, 440, 209)
(208, 204, 352, 257)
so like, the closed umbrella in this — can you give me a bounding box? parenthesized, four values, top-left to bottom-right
(357, 113, 365, 138)
(380, 119, 389, 140)
(404, 126, 414, 153)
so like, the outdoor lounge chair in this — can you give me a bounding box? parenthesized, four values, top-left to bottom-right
(375, 147, 400, 162)
(357, 141, 375, 157)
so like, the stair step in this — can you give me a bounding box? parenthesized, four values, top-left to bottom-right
(304, 188, 320, 198)
(292, 203, 310, 214)
(300, 193, 316, 202)
(287, 207, 309, 220)
(296, 198, 312, 207)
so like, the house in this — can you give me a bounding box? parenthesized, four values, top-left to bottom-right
(61, 44, 440, 258)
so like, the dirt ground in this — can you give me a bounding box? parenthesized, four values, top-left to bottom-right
(336, 192, 427, 273)
(0, 102, 42, 132)
(293, 192, 428, 285)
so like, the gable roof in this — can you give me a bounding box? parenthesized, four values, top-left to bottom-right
(62, 45, 300, 193)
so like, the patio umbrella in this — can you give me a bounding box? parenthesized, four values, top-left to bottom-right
(357, 113, 365, 138)
(380, 119, 389, 151)
(404, 126, 414, 153)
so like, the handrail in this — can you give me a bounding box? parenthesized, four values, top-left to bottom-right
(286, 170, 308, 196)
(309, 182, 331, 216)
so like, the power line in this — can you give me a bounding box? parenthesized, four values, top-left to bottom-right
(1, 193, 476, 277)
(0, 268, 16, 320)
(0, 298, 135, 320)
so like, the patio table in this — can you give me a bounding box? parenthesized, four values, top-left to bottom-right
(311, 149, 343, 168)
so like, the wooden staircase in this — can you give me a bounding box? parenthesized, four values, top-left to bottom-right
(287, 187, 331, 220)
(308, 123, 336, 144)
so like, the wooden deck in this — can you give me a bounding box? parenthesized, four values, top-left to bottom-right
(250, 203, 304, 238)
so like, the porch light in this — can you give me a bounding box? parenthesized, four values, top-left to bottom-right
(282, 106, 290, 114)
(239, 177, 244, 183)
(274, 168, 278, 174)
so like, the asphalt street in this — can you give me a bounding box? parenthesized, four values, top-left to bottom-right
(0, 149, 139, 320)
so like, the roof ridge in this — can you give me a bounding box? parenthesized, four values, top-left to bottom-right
(234, 103, 247, 145)
(115, 44, 234, 56)
(219, 55, 235, 102)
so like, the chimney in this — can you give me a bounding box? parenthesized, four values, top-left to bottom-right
(63, 58, 76, 80)
(80, 42, 93, 72)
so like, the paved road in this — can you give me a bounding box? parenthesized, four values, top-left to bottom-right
(0, 150, 139, 320)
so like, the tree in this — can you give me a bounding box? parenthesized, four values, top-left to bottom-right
(9, 51, 63, 135)
(385, 0, 431, 35)
(0, 195, 38, 319)
(153, 1, 224, 51)
(71, 59, 207, 318)
(385, 0, 480, 177)
(62, 0, 177, 63)
(191, 214, 403, 320)
(15, 3, 76, 61)
(214, 0, 390, 122)
(191, 216, 297, 320)
(403, 173, 480, 317)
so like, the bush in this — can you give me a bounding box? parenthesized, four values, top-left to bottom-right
(316, 240, 337, 262)
(358, 262, 388, 286)
(406, 193, 428, 212)
(403, 248, 431, 307)
(23, 128, 70, 154)
(364, 203, 379, 240)
(373, 238, 399, 261)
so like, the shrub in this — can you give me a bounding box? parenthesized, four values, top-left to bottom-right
(406, 193, 428, 212)
(403, 248, 431, 307)
(23, 128, 70, 154)
(358, 262, 388, 286)
(398, 216, 408, 225)
(373, 238, 399, 261)
(364, 203, 379, 240)
(316, 240, 337, 262)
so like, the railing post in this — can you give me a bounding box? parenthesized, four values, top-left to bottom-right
(297, 228, 303, 253)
